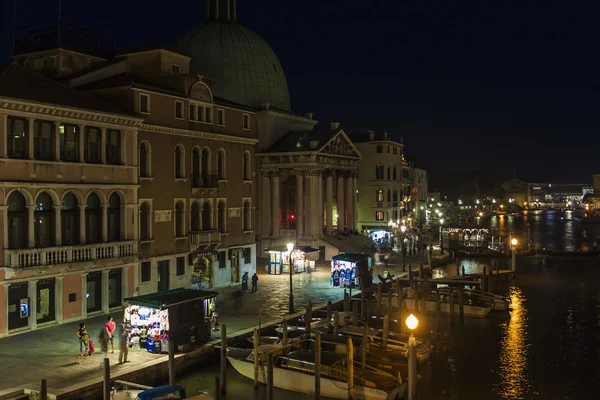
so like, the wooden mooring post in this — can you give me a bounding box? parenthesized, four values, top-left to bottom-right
(387, 289, 392, 315)
(382, 314, 389, 348)
(334, 310, 340, 335)
(327, 301, 333, 325)
(435, 288, 442, 329)
(103, 358, 110, 400)
(213, 377, 220, 400)
(462, 265, 465, 279)
(361, 322, 369, 368)
(306, 301, 313, 337)
(220, 324, 227, 394)
(267, 354, 274, 400)
(398, 287, 404, 335)
(482, 266, 487, 293)
(458, 288, 465, 323)
(347, 338, 354, 400)
(314, 333, 322, 399)
(253, 329, 260, 388)
(360, 283, 365, 319)
(40, 379, 47, 400)
(419, 264, 424, 279)
(449, 288, 456, 327)
(376, 284, 383, 317)
(168, 339, 176, 386)
(282, 319, 288, 347)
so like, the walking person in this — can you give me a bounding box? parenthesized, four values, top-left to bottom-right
(251, 273, 259, 293)
(242, 272, 249, 293)
(105, 316, 116, 354)
(99, 329, 109, 361)
(76, 323, 89, 355)
(211, 307, 220, 331)
(118, 323, 131, 364)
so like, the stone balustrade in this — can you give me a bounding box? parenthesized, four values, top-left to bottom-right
(189, 230, 221, 246)
(4, 240, 138, 268)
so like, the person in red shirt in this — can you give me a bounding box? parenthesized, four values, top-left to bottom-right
(105, 316, 116, 354)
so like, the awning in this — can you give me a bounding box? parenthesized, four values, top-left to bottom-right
(124, 288, 218, 310)
(332, 253, 370, 263)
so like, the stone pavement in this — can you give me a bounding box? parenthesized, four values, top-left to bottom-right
(0, 262, 349, 393)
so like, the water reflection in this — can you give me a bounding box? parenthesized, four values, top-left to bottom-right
(495, 286, 531, 399)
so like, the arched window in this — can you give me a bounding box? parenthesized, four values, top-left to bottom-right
(375, 165, 384, 180)
(175, 145, 184, 179)
(191, 202, 200, 231)
(86, 193, 102, 244)
(192, 148, 201, 187)
(243, 201, 251, 231)
(217, 149, 226, 180)
(175, 201, 185, 237)
(62, 192, 79, 246)
(201, 147, 210, 186)
(34, 192, 55, 248)
(107, 193, 121, 242)
(139, 142, 150, 178)
(7, 191, 27, 249)
(217, 201, 226, 233)
(202, 202, 212, 230)
(393, 166, 397, 180)
(140, 202, 151, 240)
(387, 166, 391, 180)
(243, 151, 251, 181)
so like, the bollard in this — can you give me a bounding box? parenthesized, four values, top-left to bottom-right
(40, 379, 48, 400)
(168, 339, 176, 386)
(220, 325, 227, 394)
(282, 319, 288, 347)
(103, 358, 110, 400)
(267, 354, 274, 400)
(253, 329, 259, 388)
(213, 377, 220, 400)
(314, 333, 322, 399)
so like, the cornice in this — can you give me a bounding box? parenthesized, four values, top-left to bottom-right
(141, 124, 258, 145)
(0, 97, 143, 128)
(255, 110, 319, 126)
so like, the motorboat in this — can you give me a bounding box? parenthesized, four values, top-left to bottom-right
(226, 345, 406, 399)
(397, 287, 494, 318)
(439, 287, 510, 311)
(111, 382, 212, 399)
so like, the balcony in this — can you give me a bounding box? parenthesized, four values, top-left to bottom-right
(4, 240, 138, 268)
(189, 230, 221, 251)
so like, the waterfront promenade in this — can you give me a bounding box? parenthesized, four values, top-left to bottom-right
(0, 252, 444, 396)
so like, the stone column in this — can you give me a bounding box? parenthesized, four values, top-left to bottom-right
(79, 124, 86, 162)
(305, 171, 316, 237)
(336, 172, 345, 232)
(1, 114, 7, 158)
(325, 170, 333, 235)
(28, 117, 35, 160)
(260, 170, 271, 238)
(28, 280, 38, 331)
(55, 276, 64, 324)
(55, 122, 61, 161)
(271, 170, 280, 237)
(101, 127, 107, 164)
(78, 205, 87, 244)
(54, 205, 62, 247)
(27, 205, 35, 248)
(102, 270, 109, 313)
(101, 205, 109, 242)
(123, 266, 130, 300)
(317, 170, 323, 236)
(2, 283, 9, 336)
(295, 169, 304, 238)
(346, 173, 353, 232)
(352, 172, 359, 231)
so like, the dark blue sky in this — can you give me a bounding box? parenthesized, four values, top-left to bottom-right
(1, 1, 598, 189)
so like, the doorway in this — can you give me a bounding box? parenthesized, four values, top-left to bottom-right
(8, 282, 29, 331)
(230, 252, 240, 284)
(158, 260, 170, 292)
(86, 272, 102, 313)
(109, 269, 122, 308)
(36, 278, 55, 324)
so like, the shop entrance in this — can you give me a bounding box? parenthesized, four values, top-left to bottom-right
(109, 269, 122, 308)
(158, 260, 170, 292)
(86, 272, 102, 313)
(36, 278, 55, 324)
(230, 253, 240, 284)
(8, 282, 29, 331)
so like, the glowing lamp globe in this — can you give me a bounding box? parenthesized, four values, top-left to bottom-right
(400, 225, 407, 233)
(511, 238, 517, 246)
(406, 314, 418, 330)
(287, 242, 294, 252)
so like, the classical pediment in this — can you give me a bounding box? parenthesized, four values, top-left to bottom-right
(319, 130, 361, 158)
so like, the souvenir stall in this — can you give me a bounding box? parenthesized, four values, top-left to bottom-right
(265, 246, 320, 275)
(444, 225, 490, 252)
(124, 288, 218, 354)
(330, 253, 373, 289)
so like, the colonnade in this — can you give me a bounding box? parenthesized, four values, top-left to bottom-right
(260, 168, 358, 239)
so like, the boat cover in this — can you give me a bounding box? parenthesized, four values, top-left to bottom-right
(136, 385, 186, 399)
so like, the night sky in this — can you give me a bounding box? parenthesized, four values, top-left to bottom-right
(1, 1, 598, 191)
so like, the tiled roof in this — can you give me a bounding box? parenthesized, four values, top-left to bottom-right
(76, 72, 184, 97)
(0, 64, 127, 115)
(264, 128, 339, 153)
(115, 44, 190, 58)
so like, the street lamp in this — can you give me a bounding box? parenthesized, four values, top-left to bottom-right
(511, 238, 517, 277)
(287, 242, 295, 313)
(406, 314, 418, 400)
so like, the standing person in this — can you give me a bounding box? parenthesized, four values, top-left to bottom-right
(105, 316, 116, 354)
(211, 307, 220, 331)
(123, 301, 132, 324)
(76, 323, 89, 355)
(242, 272, 249, 293)
(251, 273, 259, 293)
(118, 323, 131, 364)
(429, 244, 434, 258)
(99, 329, 109, 361)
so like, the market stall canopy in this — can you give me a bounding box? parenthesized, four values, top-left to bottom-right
(332, 253, 370, 263)
(124, 288, 218, 310)
(265, 246, 320, 253)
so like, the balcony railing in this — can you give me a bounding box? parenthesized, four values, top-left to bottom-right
(189, 230, 221, 246)
(4, 240, 137, 268)
(192, 174, 219, 189)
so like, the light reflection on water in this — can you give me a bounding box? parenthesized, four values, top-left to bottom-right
(495, 286, 530, 399)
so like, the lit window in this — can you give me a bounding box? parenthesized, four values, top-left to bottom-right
(376, 211, 384, 221)
(377, 189, 384, 202)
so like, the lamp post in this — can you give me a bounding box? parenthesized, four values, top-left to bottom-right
(287, 242, 295, 313)
(406, 313, 418, 400)
(511, 238, 517, 278)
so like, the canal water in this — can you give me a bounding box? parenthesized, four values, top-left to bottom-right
(177, 212, 600, 399)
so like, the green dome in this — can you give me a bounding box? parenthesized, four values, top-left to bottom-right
(176, 20, 291, 111)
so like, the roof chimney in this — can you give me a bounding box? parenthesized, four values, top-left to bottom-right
(330, 121, 340, 130)
(305, 112, 313, 120)
(261, 102, 271, 111)
(369, 131, 375, 141)
(384, 130, 388, 140)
